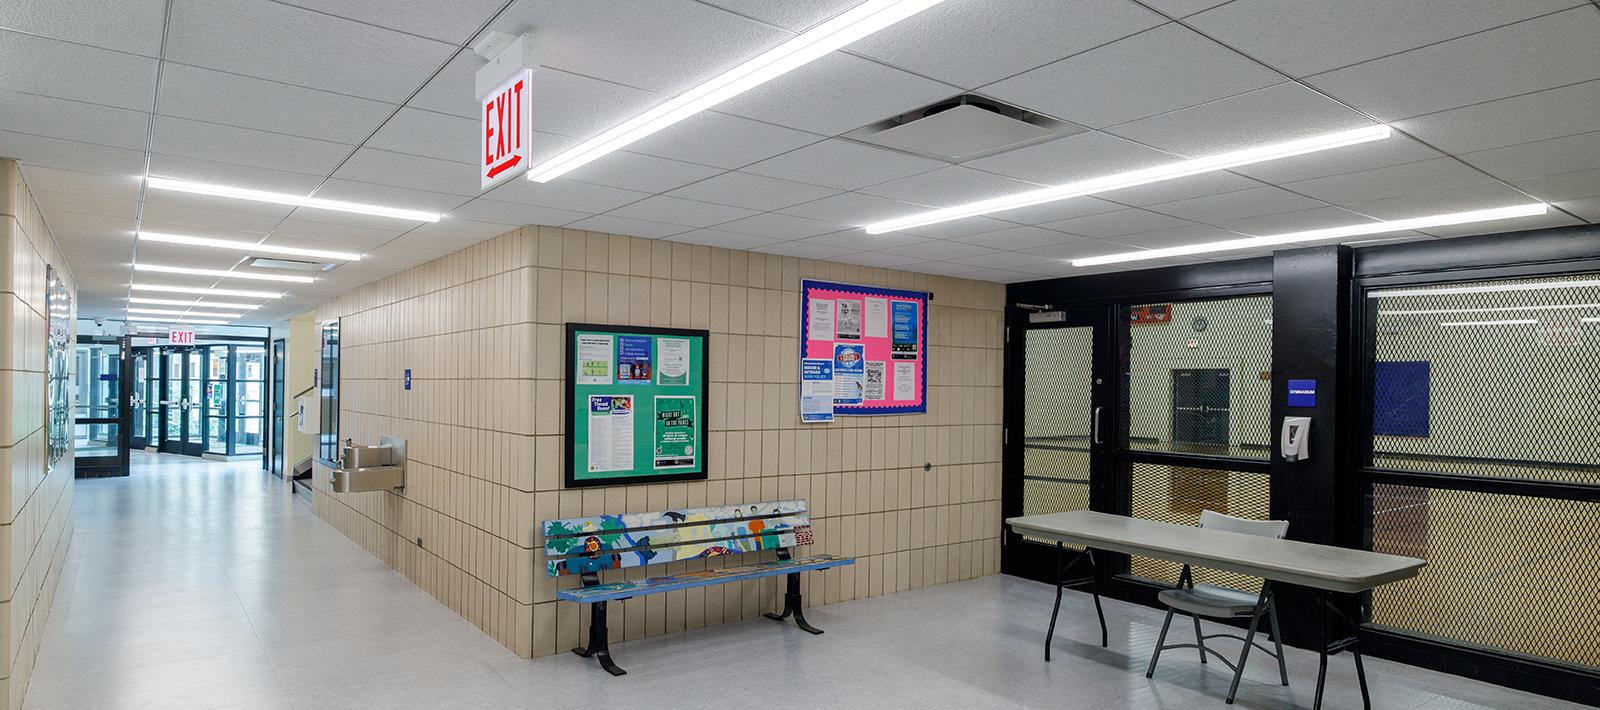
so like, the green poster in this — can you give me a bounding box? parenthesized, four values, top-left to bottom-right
(653, 396, 696, 469)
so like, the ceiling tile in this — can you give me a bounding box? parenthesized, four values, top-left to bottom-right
(743, 139, 943, 191)
(18, 166, 144, 201)
(715, 51, 959, 136)
(1099, 171, 1263, 207)
(0, 0, 167, 56)
(1230, 133, 1446, 185)
(331, 147, 481, 196)
(32, 191, 139, 221)
(151, 115, 352, 175)
(446, 198, 588, 227)
(274, 218, 409, 246)
(981, 24, 1282, 129)
(1458, 130, 1600, 180)
(276, 0, 506, 44)
(1041, 208, 1192, 238)
(164, 0, 455, 103)
(666, 229, 779, 250)
(142, 181, 303, 220)
(403, 218, 517, 242)
(825, 251, 925, 268)
(1305, 7, 1600, 120)
(363, 107, 479, 164)
(0, 30, 158, 110)
(157, 62, 394, 145)
(626, 111, 822, 170)
(1189, 0, 1578, 78)
(1218, 206, 1375, 236)
(964, 131, 1176, 184)
(1105, 224, 1247, 249)
(779, 191, 931, 224)
(952, 226, 1093, 251)
(666, 172, 840, 212)
(606, 195, 759, 228)
(313, 179, 468, 212)
(482, 178, 650, 214)
(881, 240, 993, 261)
(1023, 238, 1165, 262)
(978, 196, 1124, 226)
(1148, 186, 1328, 223)
(1556, 195, 1600, 222)
(947, 251, 1044, 269)
(1138, 0, 1230, 18)
(752, 241, 858, 261)
(697, 0, 858, 32)
(406, 50, 485, 119)
(560, 152, 723, 194)
(1104, 83, 1377, 156)
(140, 198, 291, 233)
(804, 229, 929, 250)
(0, 89, 149, 150)
(490, 0, 791, 96)
(1511, 168, 1600, 202)
(1340, 182, 1534, 220)
(567, 215, 691, 239)
(1284, 159, 1496, 205)
(1418, 210, 1583, 238)
(144, 153, 325, 195)
(1396, 78, 1600, 155)
(858, 166, 1041, 208)
(715, 212, 844, 240)
(0, 130, 147, 175)
(898, 215, 1015, 240)
(849, 0, 1162, 89)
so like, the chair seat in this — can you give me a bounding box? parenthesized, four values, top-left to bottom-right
(1157, 583, 1261, 618)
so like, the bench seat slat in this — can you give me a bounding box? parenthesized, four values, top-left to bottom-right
(555, 555, 853, 603)
(543, 500, 814, 576)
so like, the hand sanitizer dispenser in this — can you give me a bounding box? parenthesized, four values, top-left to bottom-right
(1281, 417, 1311, 462)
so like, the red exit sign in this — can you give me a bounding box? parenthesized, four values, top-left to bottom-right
(169, 329, 195, 345)
(481, 67, 532, 189)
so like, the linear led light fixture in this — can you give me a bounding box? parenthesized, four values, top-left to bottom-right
(133, 284, 284, 299)
(1380, 303, 1600, 316)
(1072, 204, 1549, 268)
(527, 0, 947, 182)
(129, 316, 230, 326)
(134, 263, 315, 283)
(1371, 278, 1600, 299)
(139, 231, 362, 261)
(1439, 319, 1538, 327)
(128, 307, 244, 318)
(146, 176, 439, 222)
(130, 297, 262, 310)
(863, 125, 1392, 234)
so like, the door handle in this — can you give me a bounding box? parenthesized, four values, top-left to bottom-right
(1092, 406, 1104, 445)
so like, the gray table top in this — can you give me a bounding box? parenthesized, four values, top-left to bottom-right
(1007, 511, 1426, 594)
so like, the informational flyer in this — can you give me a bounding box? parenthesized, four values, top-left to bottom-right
(576, 334, 614, 384)
(865, 297, 888, 338)
(652, 395, 697, 468)
(833, 343, 865, 405)
(616, 335, 653, 384)
(656, 337, 690, 386)
(837, 299, 862, 340)
(800, 358, 834, 423)
(808, 299, 836, 341)
(893, 361, 915, 401)
(587, 395, 634, 472)
(865, 361, 885, 401)
(891, 301, 919, 360)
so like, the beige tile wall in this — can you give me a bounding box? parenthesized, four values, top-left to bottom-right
(0, 160, 76, 710)
(313, 225, 1004, 658)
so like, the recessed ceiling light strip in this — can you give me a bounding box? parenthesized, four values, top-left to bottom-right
(132, 284, 284, 299)
(863, 125, 1393, 234)
(130, 297, 262, 310)
(1071, 204, 1548, 267)
(128, 307, 245, 318)
(128, 317, 230, 326)
(138, 231, 362, 261)
(146, 176, 439, 222)
(134, 263, 316, 283)
(527, 0, 948, 182)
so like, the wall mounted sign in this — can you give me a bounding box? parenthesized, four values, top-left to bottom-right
(565, 324, 709, 488)
(169, 329, 195, 345)
(480, 67, 532, 188)
(1287, 379, 1318, 408)
(1130, 304, 1172, 326)
(800, 279, 928, 417)
(1373, 362, 1430, 437)
(45, 265, 72, 471)
(404, 368, 412, 391)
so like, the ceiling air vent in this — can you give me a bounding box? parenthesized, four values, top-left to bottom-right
(245, 256, 338, 272)
(845, 94, 1084, 162)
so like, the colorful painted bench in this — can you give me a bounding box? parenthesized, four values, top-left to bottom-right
(542, 499, 852, 676)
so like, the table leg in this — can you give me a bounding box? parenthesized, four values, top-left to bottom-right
(1314, 590, 1328, 710)
(1046, 543, 1065, 662)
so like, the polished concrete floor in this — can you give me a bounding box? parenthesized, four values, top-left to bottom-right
(23, 453, 1583, 709)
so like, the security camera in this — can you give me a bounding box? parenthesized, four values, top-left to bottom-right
(94, 316, 105, 327)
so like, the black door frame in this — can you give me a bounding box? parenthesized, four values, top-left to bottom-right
(73, 335, 131, 477)
(270, 338, 286, 478)
(159, 346, 205, 456)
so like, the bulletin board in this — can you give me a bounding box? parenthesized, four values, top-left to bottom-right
(1373, 360, 1431, 437)
(565, 324, 709, 488)
(799, 279, 928, 417)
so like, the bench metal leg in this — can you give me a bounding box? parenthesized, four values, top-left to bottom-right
(1046, 543, 1107, 662)
(573, 600, 626, 676)
(764, 572, 823, 634)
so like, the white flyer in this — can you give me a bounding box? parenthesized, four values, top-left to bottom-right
(837, 299, 862, 339)
(587, 395, 634, 472)
(808, 299, 836, 341)
(892, 361, 915, 401)
(575, 334, 614, 385)
(865, 297, 888, 338)
(656, 337, 690, 386)
(865, 360, 886, 401)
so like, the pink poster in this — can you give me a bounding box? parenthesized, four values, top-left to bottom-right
(800, 279, 927, 415)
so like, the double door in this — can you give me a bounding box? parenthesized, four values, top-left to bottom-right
(160, 348, 206, 456)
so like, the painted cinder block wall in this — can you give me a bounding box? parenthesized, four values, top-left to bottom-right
(0, 160, 76, 710)
(312, 225, 1004, 657)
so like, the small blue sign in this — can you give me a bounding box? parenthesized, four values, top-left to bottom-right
(98, 373, 118, 381)
(404, 368, 412, 390)
(1287, 379, 1317, 408)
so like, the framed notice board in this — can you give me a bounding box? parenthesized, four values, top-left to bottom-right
(800, 279, 928, 416)
(565, 323, 709, 488)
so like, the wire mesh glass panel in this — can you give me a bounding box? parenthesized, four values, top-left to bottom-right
(1021, 327, 1093, 543)
(1369, 484, 1600, 669)
(1126, 296, 1272, 459)
(1369, 274, 1600, 485)
(1128, 462, 1271, 591)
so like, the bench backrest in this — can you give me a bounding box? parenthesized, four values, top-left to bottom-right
(542, 500, 812, 577)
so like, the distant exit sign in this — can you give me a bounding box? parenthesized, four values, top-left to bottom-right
(169, 329, 195, 345)
(481, 67, 532, 189)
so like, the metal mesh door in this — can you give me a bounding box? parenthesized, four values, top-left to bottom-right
(1021, 327, 1094, 542)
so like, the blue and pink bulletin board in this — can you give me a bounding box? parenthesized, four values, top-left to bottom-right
(800, 279, 928, 416)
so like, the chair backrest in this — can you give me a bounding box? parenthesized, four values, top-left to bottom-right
(542, 500, 812, 577)
(1198, 510, 1288, 539)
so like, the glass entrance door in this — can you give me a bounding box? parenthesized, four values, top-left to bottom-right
(73, 336, 129, 475)
(160, 347, 205, 456)
(131, 350, 150, 449)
